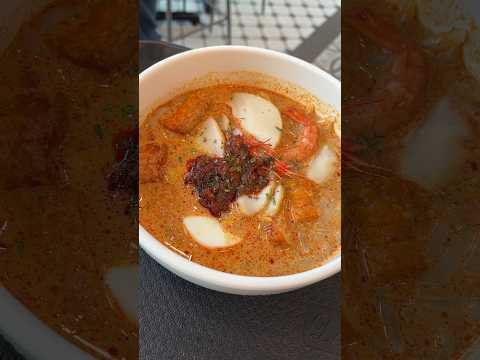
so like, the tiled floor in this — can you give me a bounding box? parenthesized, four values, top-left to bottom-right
(156, 0, 341, 79)
(313, 34, 340, 79)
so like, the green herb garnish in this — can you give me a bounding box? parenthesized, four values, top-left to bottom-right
(265, 191, 274, 202)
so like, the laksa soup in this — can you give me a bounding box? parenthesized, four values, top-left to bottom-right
(140, 74, 340, 276)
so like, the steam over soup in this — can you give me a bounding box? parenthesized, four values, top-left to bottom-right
(140, 84, 340, 276)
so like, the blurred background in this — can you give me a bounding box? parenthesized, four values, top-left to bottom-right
(140, 0, 340, 79)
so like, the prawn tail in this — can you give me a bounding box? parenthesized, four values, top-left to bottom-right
(274, 159, 295, 177)
(282, 108, 311, 126)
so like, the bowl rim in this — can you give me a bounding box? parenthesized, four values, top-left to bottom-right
(139, 45, 341, 294)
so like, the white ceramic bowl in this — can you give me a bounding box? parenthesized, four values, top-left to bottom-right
(139, 46, 341, 295)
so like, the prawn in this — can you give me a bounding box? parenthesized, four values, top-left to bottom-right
(280, 108, 319, 162)
(242, 108, 320, 177)
(224, 106, 320, 177)
(242, 135, 297, 177)
(344, 8, 428, 138)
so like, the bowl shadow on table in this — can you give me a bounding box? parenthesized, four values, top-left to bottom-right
(139, 250, 340, 360)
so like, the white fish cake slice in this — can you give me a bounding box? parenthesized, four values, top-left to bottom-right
(306, 145, 337, 184)
(183, 216, 241, 249)
(229, 93, 282, 148)
(105, 266, 138, 323)
(264, 184, 284, 217)
(465, 0, 480, 28)
(416, 0, 468, 34)
(237, 182, 275, 216)
(195, 117, 225, 157)
(464, 28, 480, 83)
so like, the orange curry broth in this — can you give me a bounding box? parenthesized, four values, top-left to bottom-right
(140, 85, 340, 276)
